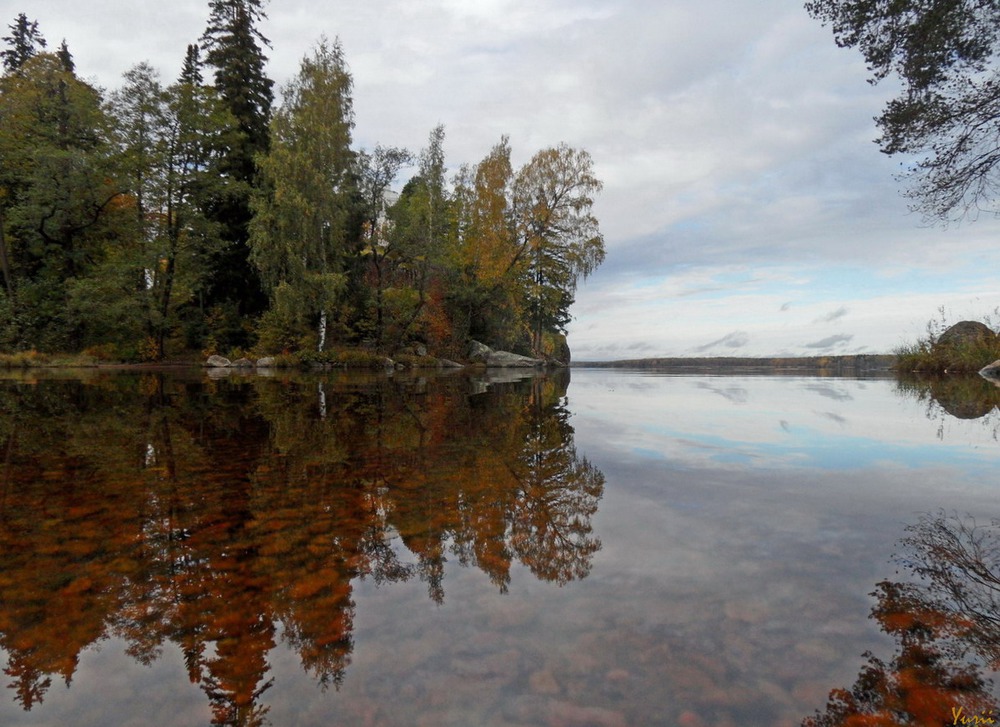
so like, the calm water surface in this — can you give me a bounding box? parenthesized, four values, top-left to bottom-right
(1, 368, 999, 726)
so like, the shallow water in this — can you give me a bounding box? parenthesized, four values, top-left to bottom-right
(0, 368, 998, 726)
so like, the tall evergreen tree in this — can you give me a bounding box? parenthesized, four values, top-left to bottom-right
(200, 0, 272, 181)
(1, 13, 46, 73)
(55, 39, 73, 74)
(198, 0, 274, 345)
(180, 44, 203, 87)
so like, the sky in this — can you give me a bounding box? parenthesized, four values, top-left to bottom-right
(21, 0, 1000, 359)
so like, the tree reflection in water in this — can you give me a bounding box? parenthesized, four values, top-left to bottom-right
(804, 512, 1000, 726)
(0, 370, 604, 726)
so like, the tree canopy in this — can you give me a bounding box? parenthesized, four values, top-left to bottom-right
(0, 7, 605, 362)
(806, 0, 1000, 221)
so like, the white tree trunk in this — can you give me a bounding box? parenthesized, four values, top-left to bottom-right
(317, 382, 327, 420)
(318, 309, 327, 352)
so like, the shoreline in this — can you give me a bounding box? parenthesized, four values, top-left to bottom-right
(0, 352, 901, 376)
(572, 354, 897, 375)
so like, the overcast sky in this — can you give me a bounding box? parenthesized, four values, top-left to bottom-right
(23, 0, 1000, 359)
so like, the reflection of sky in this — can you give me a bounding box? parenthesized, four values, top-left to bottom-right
(569, 371, 1000, 476)
(565, 371, 1000, 719)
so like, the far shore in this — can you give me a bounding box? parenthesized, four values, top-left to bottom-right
(572, 354, 897, 375)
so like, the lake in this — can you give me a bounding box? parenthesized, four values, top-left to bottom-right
(1, 367, 999, 726)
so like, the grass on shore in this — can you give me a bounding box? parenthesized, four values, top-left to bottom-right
(0, 350, 101, 368)
(893, 307, 1000, 374)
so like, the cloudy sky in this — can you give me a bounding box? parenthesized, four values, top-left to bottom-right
(24, 0, 1000, 359)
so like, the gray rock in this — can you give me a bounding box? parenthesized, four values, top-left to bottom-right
(231, 357, 254, 368)
(437, 358, 464, 368)
(468, 340, 544, 367)
(256, 356, 275, 368)
(936, 320, 996, 348)
(415, 344, 427, 357)
(980, 359, 1000, 378)
(468, 340, 493, 363)
(205, 355, 231, 368)
(486, 350, 544, 367)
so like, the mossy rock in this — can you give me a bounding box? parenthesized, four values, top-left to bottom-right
(935, 321, 996, 349)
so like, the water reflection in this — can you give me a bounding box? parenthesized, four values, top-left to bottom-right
(0, 370, 603, 725)
(896, 374, 1000, 422)
(803, 512, 1000, 726)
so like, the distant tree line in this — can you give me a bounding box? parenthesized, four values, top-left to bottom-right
(0, 2, 605, 362)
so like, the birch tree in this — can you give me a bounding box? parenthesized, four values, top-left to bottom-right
(512, 144, 604, 355)
(249, 37, 355, 352)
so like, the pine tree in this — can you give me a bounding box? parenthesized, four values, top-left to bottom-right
(1, 13, 46, 73)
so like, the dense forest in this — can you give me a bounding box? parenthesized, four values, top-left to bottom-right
(0, 2, 605, 364)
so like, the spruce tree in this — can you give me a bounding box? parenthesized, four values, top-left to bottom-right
(56, 39, 73, 73)
(1, 13, 46, 73)
(180, 44, 203, 87)
(198, 0, 274, 345)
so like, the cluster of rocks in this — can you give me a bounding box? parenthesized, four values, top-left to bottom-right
(205, 354, 274, 369)
(204, 340, 553, 371)
(466, 340, 547, 368)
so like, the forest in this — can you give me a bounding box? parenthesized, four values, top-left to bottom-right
(0, 2, 605, 365)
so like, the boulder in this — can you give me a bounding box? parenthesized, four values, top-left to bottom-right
(486, 350, 544, 367)
(467, 340, 493, 363)
(981, 359, 1000, 378)
(205, 355, 231, 368)
(256, 356, 275, 368)
(467, 340, 544, 367)
(231, 357, 254, 368)
(935, 320, 996, 349)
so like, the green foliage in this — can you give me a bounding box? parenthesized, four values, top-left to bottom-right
(107, 58, 237, 359)
(250, 37, 356, 353)
(0, 21, 605, 363)
(0, 52, 120, 350)
(513, 144, 605, 353)
(198, 0, 273, 342)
